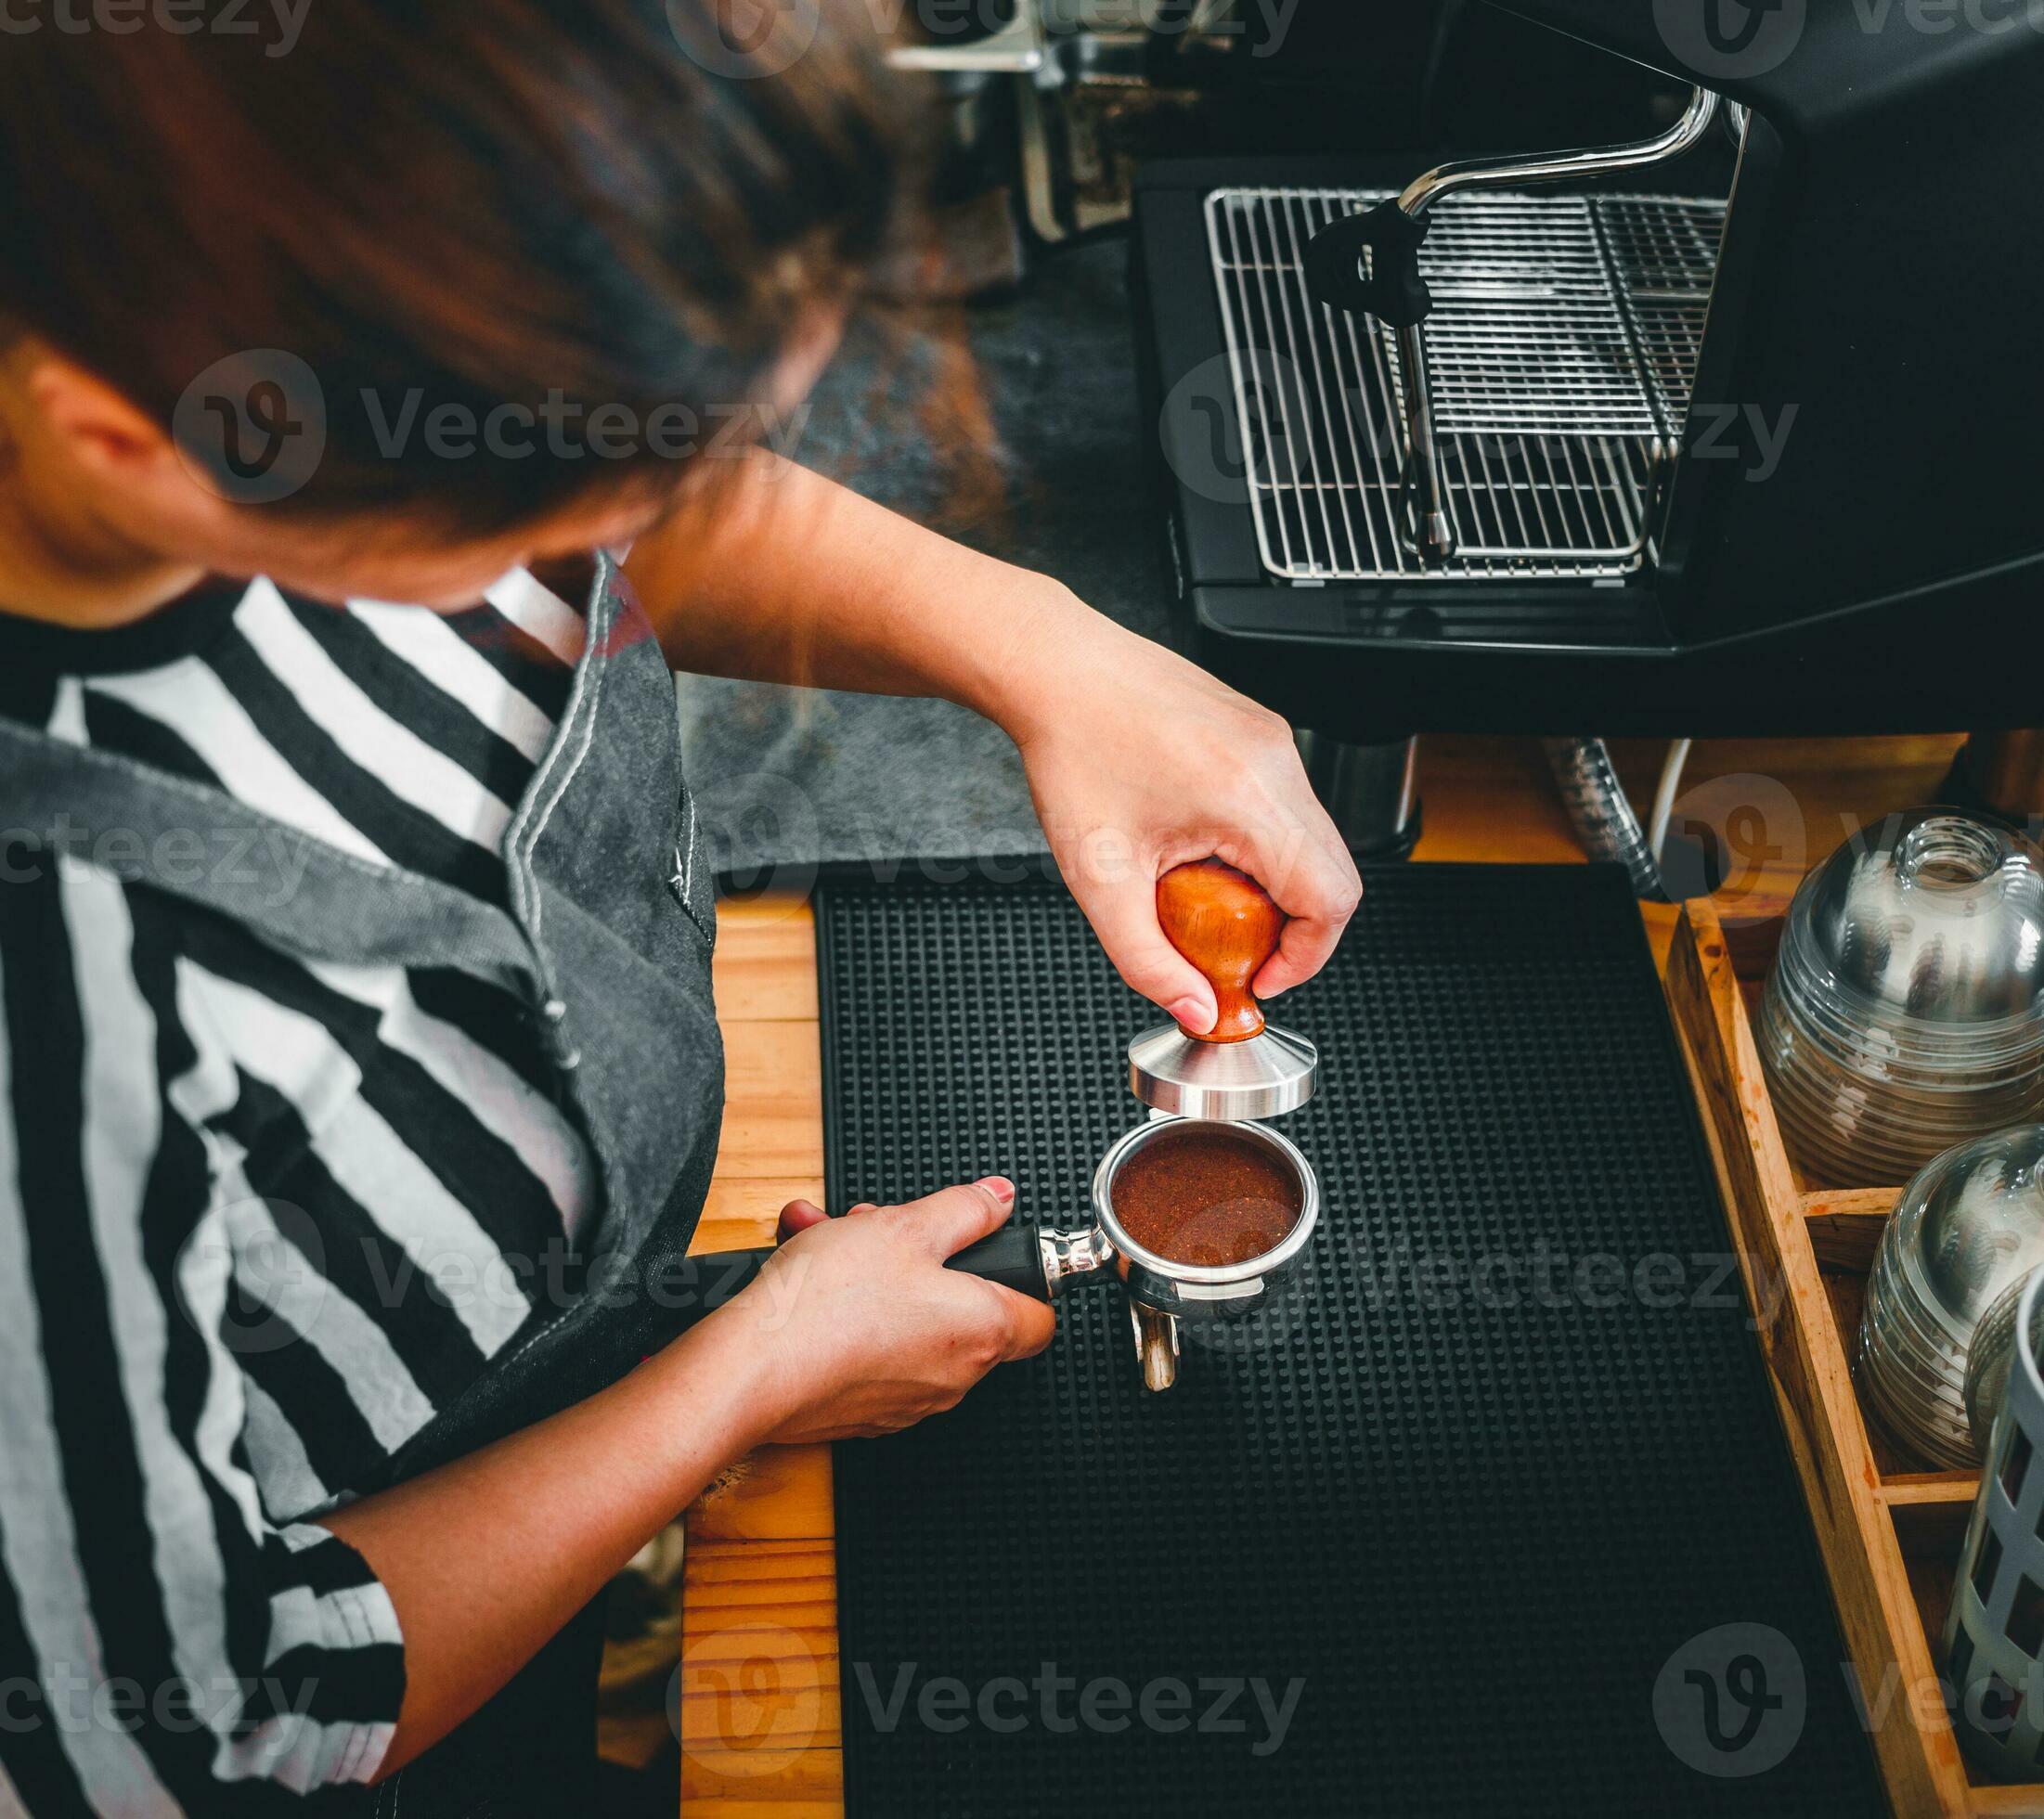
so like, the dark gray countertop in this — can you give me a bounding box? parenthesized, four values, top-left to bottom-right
(676, 238, 1178, 886)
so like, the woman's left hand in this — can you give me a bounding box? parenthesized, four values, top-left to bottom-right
(998, 587, 1364, 1033)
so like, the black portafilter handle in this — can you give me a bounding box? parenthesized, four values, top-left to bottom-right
(783, 1205, 1055, 1302)
(676, 1231, 1053, 1316)
(692, 1237, 1054, 1302)
(1301, 199, 1434, 329)
(945, 1224, 1052, 1302)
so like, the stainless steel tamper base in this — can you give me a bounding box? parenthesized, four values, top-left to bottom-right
(1127, 1022, 1318, 1122)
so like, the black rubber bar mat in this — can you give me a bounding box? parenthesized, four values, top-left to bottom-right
(819, 863, 1882, 1815)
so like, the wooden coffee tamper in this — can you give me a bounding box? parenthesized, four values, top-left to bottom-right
(1126, 860, 1319, 1119)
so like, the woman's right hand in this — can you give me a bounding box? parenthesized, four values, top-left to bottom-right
(722, 1178, 1056, 1446)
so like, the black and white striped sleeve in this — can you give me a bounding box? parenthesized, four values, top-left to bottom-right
(0, 858, 407, 1812)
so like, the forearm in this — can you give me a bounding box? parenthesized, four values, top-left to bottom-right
(629, 451, 1361, 1012)
(626, 454, 1121, 739)
(320, 1300, 780, 1778)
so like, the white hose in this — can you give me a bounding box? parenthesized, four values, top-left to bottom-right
(1649, 738, 1694, 865)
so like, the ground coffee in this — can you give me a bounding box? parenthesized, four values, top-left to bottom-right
(1109, 1125, 1302, 1267)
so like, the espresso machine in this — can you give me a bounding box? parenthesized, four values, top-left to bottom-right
(1131, 0, 2044, 739)
(1128, 0, 2044, 879)
(899, 1, 2044, 873)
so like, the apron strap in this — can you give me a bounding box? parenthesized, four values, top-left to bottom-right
(0, 716, 541, 1001)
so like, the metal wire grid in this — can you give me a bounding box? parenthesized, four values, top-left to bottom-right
(1387, 196, 1662, 440)
(1202, 186, 1725, 583)
(1598, 195, 1727, 436)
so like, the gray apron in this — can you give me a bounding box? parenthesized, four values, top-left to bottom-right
(0, 553, 753, 1814)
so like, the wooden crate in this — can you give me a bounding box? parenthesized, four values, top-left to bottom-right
(1666, 895, 2044, 1816)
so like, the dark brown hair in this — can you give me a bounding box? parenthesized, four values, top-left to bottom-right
(0, 0, 914, 532)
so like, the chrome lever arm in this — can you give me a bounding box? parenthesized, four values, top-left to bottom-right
(1302, 87, 1721, 562)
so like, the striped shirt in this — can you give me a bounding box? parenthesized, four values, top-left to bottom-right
(0, 567, 602, 1812)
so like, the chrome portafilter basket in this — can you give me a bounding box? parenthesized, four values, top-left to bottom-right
(949, 859, 1324, 1391)
(989, 1117, 1323, 1393)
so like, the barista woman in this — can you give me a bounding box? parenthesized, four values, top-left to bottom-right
(0, 6, 1359, 1810)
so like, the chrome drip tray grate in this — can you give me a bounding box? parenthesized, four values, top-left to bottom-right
(1203, 187, 1726, 583)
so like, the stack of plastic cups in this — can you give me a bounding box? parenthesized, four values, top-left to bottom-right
(1759, 809, 2044, 1187)
(1859, 1127, 2044, 1469)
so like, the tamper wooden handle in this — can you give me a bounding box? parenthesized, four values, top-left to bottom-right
(1157, 859, 1284, 1043)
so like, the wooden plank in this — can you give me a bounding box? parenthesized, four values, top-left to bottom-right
(713, 901, 821, 1023)
(685, 896, 837, 1814)
(1805, 1189, 1903, 1221)
(679, 1538, 844, 1813)
(681, 1765, 845, 1817)
(1805, 1206, 1893, 1275)
(692, 1178, 827, 1254)
(692, 1447, 834, 1544)
(718, 1019, 824, 1180)
(1667, 902, 1973, 1816)
(1879, 1476, 1981, 1508)
(1406, 735, 1585, 865)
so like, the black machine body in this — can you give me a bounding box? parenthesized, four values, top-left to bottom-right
(1132, 2, 2044, 739)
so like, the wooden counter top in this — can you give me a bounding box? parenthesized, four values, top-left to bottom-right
(678, 731, 1963, 1814)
